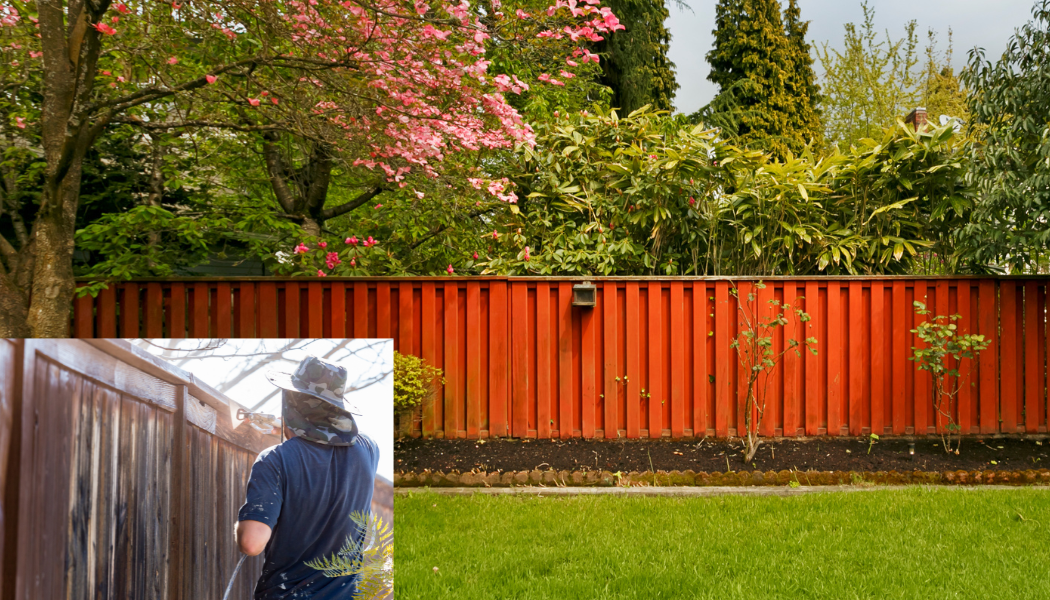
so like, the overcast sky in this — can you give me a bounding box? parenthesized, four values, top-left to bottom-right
(667, 0, 1037, 114)
(134, 339, 394, 481)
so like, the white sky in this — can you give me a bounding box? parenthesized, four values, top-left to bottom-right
(667, 0, 1037, 114)
(133, 339, 394, 481)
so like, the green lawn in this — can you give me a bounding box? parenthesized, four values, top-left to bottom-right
(396, 488, 1050, 599)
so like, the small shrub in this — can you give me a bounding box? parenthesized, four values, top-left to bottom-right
(394, 351, 444, 431)
(730, 281, 817, 463)
(909, 301, 989, 454)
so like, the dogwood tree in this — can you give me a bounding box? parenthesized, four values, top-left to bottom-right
(0, 0, 622, 336)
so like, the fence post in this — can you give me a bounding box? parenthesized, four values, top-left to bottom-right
(168, 385, 190, 600)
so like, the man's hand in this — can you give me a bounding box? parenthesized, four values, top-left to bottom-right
(236, 520, 273, 556)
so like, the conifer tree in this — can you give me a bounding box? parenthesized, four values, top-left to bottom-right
(706, 0, 811, 157)
(783, 0, 823, 147)
(594, 0, 679, 113)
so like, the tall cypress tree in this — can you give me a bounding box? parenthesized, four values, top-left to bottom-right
(783, 0, 823, 147)
(593, 0, 678, 113)
(706, 0, 818, 157)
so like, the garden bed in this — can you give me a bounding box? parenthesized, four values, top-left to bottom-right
(395, 436, 1050, 486)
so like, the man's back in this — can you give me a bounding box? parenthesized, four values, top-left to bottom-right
(238, 434, 380, 599)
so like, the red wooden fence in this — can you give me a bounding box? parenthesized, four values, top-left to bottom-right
(72, 277, 1050, 439)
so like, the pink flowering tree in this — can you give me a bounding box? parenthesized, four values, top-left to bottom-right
(0, 0, 622, 336)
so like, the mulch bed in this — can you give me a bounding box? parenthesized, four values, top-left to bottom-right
(396, 435, 1049, 474)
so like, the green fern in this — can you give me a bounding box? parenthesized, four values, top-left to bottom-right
(304, 511, 393, 600)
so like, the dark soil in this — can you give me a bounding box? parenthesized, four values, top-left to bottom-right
(395, 436, 1050, 474)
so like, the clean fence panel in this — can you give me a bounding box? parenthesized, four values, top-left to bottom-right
(73, 278, 1050, 439)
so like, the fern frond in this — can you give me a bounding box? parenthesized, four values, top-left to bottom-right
(304, 510, 393, 600)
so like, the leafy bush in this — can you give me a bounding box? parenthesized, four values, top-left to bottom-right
(485, 106, 973, 277)
(394, 351, 444, 424)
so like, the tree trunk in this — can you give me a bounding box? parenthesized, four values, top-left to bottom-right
(26, 158, 84, 338)
(0, 271, 31, 337)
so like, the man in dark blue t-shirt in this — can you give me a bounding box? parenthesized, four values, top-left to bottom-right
(236, 356, 381, 600)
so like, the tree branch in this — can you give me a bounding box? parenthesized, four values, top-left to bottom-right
(262, 136, 298, 214)
(110, 117, 287, 134)
(409, 206, 493, 250)
(319, 186, 385, 221)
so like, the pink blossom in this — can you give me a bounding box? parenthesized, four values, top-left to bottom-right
(271, 97, 279, 105)
(249, 98, 260, 106)
(447, 264, 454, 274)
(688, 197, 696, 205)
(346, 236, 359, 246)
(93, 22, 117, 35)
(167, 56, 178, 65)
(325, 252, 341, 269)
(317, 270, 327, 277)
(14, 117, 25, 129)
(364, 236, 376, 247)
(415, 190, 425, 199)
(293, 243, 309, 254)
(172, 2, 181, 8)
(374, 204, 382, 209)
(117, 76, 126, 82)
(205, 75, 217, 84)
(492, 230, 499, 239)
(111, 16, 119, 23)
(318, 241, 327, 249)
(515, 8, 530, 18)
(472, 251, 479, 260)
(115, 3, 130, 14)
(350, 258, 357, 267)
(566, 58, 578, 67)
(524, 246, 530, 261)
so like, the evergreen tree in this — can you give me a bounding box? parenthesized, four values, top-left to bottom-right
(783, 0, 823, 147)
(705, 0, 811, 157)
(593, 0, 679, 113)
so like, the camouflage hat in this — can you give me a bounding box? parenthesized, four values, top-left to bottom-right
(266, 356, 360, 446)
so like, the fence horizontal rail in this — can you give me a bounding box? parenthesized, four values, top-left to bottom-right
(71, 278, 1050, 439)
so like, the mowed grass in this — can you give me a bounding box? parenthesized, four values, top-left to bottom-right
(396, 487, 1050, 600)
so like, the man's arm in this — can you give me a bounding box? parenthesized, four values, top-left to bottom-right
(237, 447, 282, 556)
(236, 519, 273, 556)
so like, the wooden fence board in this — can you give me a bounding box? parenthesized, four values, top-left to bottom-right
(605, 282, 620, 438)
(535, 283, 551, 439)
(466, 282, 482, 439)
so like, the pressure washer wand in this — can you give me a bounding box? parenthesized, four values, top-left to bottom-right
(222, 555, 248, 600)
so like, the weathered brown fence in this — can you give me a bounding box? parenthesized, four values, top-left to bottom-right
(0, 339, 277, 600)
(71, 277, 1050, 440)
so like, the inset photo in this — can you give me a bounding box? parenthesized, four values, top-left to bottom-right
(0, 338, 392, 600)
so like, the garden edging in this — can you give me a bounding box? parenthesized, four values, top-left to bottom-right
(394, 468, 1050, 488)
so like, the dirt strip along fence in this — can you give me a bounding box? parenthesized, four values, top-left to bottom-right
(0, 339, 280, 600)
(71, 277, 1050, 441)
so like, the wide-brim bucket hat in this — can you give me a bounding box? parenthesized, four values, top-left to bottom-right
(266, 356, 361, 446)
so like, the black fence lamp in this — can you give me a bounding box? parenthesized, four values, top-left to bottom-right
(572, 281, 597, 307)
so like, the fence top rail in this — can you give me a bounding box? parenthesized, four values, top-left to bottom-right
(83, 339, 280, 452)
(75, 274, 1050, 283)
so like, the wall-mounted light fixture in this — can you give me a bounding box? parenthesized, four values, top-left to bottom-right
(572, 281, 597, 307)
